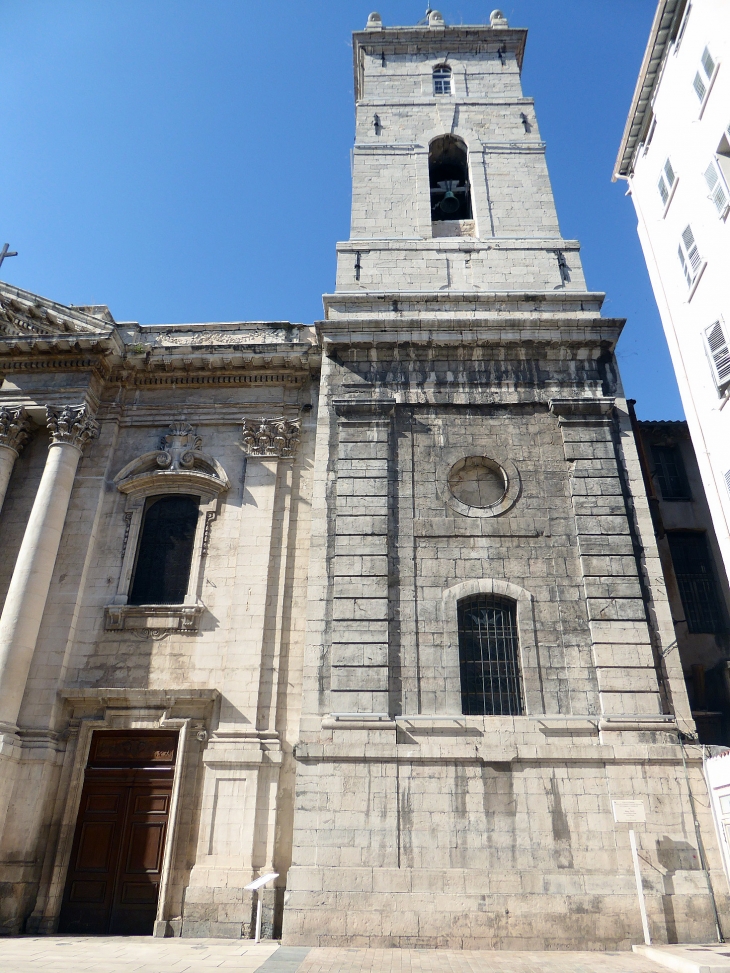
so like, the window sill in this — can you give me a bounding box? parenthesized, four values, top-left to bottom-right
(688, 260, 708, 301)
(699, 62, 720, 120)
(661, 176, 679, 218)
(104, 603, 204, 638)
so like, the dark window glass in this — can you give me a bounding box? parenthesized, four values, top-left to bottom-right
(652, 445, 691, 500)
(458, 596, 523, 715)
(429, 135, 472, 222)
(667, 531, 726, 634)
(129, 495, 199, 605)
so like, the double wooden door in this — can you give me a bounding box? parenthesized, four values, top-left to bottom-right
(59, 731, 177, 935)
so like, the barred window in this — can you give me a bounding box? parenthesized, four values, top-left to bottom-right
(667, 531, 726, 634)
(129, 495, 199, 605)
(458, 595, 523, 715)
(651, 444, 691, 500)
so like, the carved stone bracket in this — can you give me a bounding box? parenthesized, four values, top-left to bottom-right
(46, 404, 100, 452)
(0, 406, 32, 455)
(241, 417, 301, 458)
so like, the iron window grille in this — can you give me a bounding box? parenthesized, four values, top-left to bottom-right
(667, 531, 726, 634)
(433, 66, 452, 95)
(651, 444, 692, 501)
(458, 595, 523, 715)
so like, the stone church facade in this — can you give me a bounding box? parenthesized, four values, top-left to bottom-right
(0, 9, 727, 950)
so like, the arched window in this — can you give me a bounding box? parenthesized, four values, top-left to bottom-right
(458, 595, 523, 715)
(429, 135, 472, 221)
(129, 495, 199, 605)
(433, 64, 452, 95)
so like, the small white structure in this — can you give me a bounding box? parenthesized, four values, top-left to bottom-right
(705, 750, 730, 888)
(614, 0, 730, 580)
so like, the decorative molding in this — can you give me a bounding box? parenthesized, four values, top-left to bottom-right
(157, 421, 203, 470)
(104, 603, 205, 638)
(549, 397, 615, 420)
(0, 406, 32, 455)
(201, 510, 217, 555)
(46, 404, 100, 452)
(114, 422, 229, 498)
(241, 416, 301, 458)
(0, 294, 111, 339)
(332, 398, 396, 420)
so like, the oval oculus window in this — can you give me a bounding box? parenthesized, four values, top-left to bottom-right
(448, 456, 507, 509)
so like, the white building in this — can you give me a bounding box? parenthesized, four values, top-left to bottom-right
(614, 0, 730, 582)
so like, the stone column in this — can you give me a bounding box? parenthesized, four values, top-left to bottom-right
(0, 407, 32, 516)
(0, 405, 99, 729)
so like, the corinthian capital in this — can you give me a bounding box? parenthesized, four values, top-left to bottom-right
(46, 404, 100, 452)
(0, 407, 32, 455)
(241, 416, 301, 458)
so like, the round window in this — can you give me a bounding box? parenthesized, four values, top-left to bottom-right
(447, 456, 507, 509)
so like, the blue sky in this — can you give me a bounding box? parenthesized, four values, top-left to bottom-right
(0, 0, 680, 419)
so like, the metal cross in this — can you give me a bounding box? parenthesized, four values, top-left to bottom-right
(0, 244, 18, 269)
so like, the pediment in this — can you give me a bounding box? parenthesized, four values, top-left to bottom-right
(0, 284, 115, 341)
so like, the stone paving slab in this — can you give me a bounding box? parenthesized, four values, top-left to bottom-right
(634, 944, 730, 973)
(0, 937, 280, 973)
(296, 947, 670, 973)
(0, 941, 679, 973)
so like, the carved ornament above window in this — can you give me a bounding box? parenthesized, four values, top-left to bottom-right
(114, 422, 229, 500)
(241, 416, 301, 458)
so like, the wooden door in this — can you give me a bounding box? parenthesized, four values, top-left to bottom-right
(59, 731, 177, 935)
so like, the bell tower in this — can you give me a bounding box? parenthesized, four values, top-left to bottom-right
(284, 10, 724, 951)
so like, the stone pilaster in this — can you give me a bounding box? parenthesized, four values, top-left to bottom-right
(329, 399, 394, 715)
(0, 407, 32, 515)
(550, 398, 663, 717)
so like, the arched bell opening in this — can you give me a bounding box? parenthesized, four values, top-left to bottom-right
(429, 135, 472, 223)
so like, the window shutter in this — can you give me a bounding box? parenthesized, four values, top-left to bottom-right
(705, 320, 730, 389)
(664, 158, 675, 187)
(658, 174, 669, 205)
(704, 160, 728, 214)
(694, 71, 707, 101)
(725, 469, 730, 498)
(682, 224, 701, 270)
(702, 46, 716, 78)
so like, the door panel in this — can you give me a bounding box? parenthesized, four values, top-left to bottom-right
(59, 731, 176, 936)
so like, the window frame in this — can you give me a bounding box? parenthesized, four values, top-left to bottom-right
(651, 443, 692, 501)
(667, 530, 727, 634)
(432, 64, 452, 96)
(442, 579, 540, 716)
(678, 223, 707, 298)
(694, 45, 720, 118)
(658, 157, 679, 216)
(704, 159, 730, 219)
(704, 317, 730, 394)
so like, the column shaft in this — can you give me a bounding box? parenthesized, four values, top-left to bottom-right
(0, 443, 81, 726)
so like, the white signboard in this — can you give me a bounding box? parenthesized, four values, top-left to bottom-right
(612, 800, 646, 823)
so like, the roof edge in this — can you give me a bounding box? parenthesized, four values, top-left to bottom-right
(613, 0, 687, 180)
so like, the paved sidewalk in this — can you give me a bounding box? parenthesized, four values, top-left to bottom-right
(0, 940, 674, 973)
(298, 947, 668, 973)
(0, 937, 281, 973)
